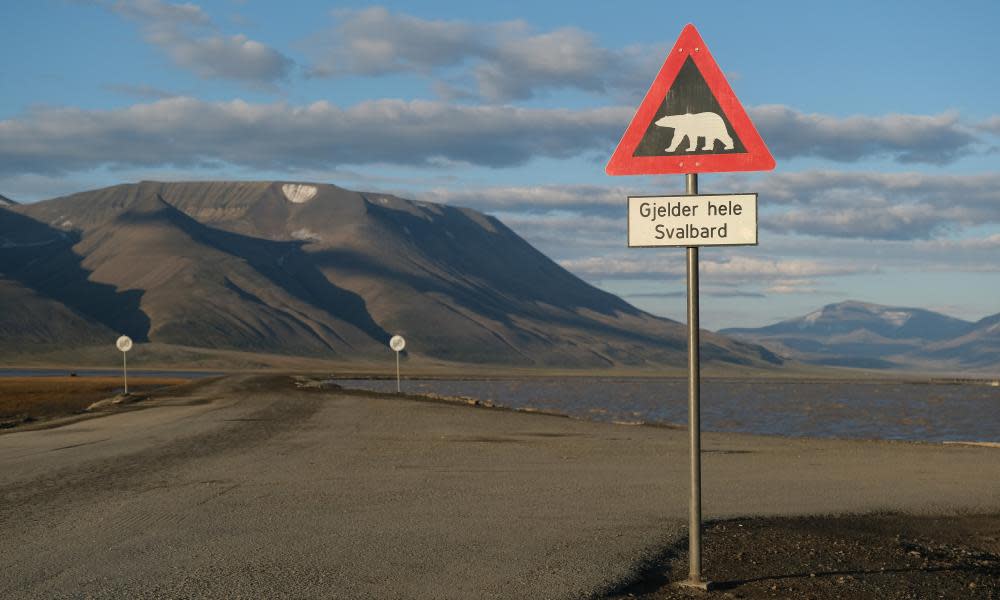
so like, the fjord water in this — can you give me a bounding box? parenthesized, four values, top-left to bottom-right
(338, 378, 999, 443)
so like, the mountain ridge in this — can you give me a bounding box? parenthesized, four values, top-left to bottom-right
(2, 181, 780, 369)
(721, 300, 999, 371)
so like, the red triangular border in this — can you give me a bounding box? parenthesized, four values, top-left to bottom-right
(606, 24, 775, 175)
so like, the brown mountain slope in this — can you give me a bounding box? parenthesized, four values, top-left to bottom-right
(10, 181, 780, 367)
(74, 193, 388, 355)
(0, 278, 115, 351)
(0, 205, 149, 341)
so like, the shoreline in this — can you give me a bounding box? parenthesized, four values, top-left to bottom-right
(332, 381, 1000, 447)
(4, 374, 999, 448)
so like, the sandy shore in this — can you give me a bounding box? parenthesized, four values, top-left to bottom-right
(0, 374, 997, 598)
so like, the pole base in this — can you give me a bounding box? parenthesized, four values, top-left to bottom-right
(675, 578, 714, 592)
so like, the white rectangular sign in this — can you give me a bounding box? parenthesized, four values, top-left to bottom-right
(628, 193, 758, 247)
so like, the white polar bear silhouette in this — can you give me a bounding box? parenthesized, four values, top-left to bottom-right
(654, 112, 734, 152)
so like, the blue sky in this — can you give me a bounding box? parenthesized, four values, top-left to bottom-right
(3, 0, 999, 329)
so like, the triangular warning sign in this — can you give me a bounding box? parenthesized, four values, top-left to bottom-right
(607, 24, 775, 175)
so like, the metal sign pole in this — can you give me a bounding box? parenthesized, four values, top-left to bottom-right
(684, 172, 708, 589)
(123, 350, 128, 395)
(396, 351, 401, 393)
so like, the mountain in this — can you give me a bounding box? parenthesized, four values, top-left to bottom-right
(0, 193, 17, 207)
(2, 181, 780, 368)
(721, 301, 999, 371)
(916, 312, 1000, 370)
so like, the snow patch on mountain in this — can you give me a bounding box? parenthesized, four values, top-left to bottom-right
(801, 309, 823, 326)
(878, 310, 912, 327)
(282, 184, 317, 204)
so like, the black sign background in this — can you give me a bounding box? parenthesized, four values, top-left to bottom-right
(633, 57, 746, 157)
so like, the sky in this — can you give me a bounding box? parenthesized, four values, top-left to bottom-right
(3, 0, 1000, 329)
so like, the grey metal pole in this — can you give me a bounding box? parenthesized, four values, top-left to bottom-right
(123, 351, 128, 395)
(685, 172, 707, 588)
(396, 351, 401, 393)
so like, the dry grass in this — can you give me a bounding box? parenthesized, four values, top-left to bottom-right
(0, 376, 189, 426)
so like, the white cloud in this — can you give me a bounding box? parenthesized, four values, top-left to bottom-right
(765, 202, 960, 240)
(160, 32, 293, 82)
(110, 0, 210, 27)
(750, 106, 979, 165)
(308, 7, 487, 77)
(558, 254, 867, 282)
(750, 170, 1000, 239)
(473, 27, 617, 101)
(981, 115, 1000, 134)
(756, 170, 1000, 207)
(0, 98, 630, 175)
(103, 0, 293, 84)
(421, 170, 1000, 242)
(308, 7, 658, 102)
(764, 233, 1000, 273)
(419, 184, 631, 210)
(763, 279, 823, 295)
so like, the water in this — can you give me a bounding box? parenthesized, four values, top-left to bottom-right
(336, 377, 1000, 443)
(0, 369, 222, 379)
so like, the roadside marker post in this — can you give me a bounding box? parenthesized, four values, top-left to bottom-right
(607, 23, 775, 589)
(116, 335, 133, 395)
(389, 335, 406, 392)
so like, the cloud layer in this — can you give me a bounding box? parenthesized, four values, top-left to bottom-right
(308, 7, 658, 102)
(750, 106, 978, 165)
(756, 171, 1000, 239)
(0, 98, 628, 174)
(103, 0, 293, 84)
(423, 168, 1000, 243)
(5, 93, 995, 179)
(559, 254, 869, 282)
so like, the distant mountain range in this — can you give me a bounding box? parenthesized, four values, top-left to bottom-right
(0, 181, 780, 369)
(721, 301, 1000, 372)
(0, 194, 17, 207)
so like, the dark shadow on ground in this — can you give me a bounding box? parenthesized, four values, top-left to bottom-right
(0, 206, 150, 340)
(605, 514, 1000, 599)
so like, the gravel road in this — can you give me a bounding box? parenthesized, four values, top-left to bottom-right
(1, 374, 997, 599)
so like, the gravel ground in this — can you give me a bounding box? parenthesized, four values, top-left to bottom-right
(611, 514, 1000, 599)
(1, 374, 998, 599)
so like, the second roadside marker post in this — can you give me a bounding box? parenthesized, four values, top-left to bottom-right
(607, 24, 775, 589)
(389, 334, 406, 393)
(116, 335, 133, 395)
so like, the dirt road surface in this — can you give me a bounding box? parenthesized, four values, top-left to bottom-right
(1, 374, 997, 598)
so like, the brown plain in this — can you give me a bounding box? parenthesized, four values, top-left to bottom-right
(0, 376, 189, 424)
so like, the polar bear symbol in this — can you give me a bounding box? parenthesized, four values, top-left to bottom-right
(654, 112, 734, 152)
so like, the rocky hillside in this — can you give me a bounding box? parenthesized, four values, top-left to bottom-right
(1, 181, 780, 368)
